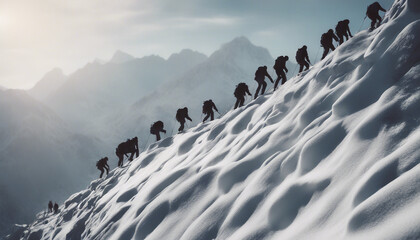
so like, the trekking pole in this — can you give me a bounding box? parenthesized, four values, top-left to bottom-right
(143, 134, 151, 152)
(172, 119, 177, 135)
(314, 47, 321, 64)
(270, 69, 275, 92)
(386, 0, 393, 9)
(292, 64, 298, 77)
(357, 16, 367, 33)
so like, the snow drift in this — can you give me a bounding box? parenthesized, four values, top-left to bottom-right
(10, 0, 420, 239)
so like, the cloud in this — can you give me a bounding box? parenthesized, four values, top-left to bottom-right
(0, 0, 390, 88)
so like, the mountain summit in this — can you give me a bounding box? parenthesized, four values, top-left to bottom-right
(28, 68, 67, 100)
(109, 50, 135, 64)
(211, 36, 272, 66)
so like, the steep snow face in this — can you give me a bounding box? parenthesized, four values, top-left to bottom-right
(15, 0, 420, 239)
(28, 68, 67, 101)
(0, 90, 104, 237)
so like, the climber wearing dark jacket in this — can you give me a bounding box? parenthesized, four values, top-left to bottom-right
(96, 157, 109, 178)
(254, 66, 273, 99)
(176, 107, 192, 132)
(335, 19, 353, 45)
(273, 56, 289, 90)
(150, 121, 166, 141)
(53, 203, 59, 214)
(202, 100, 219, 122)
(321, 29, 339, 60)
(48, 201, 53, 213)
(296, 46, 310, 73)
(234, 83, 251, 109)
(115, 137, 139, 167)
(367, 2, 386, 30)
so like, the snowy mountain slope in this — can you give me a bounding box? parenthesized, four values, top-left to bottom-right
(117, 37, 276, 146)
(0, 90, 104, 237)
(28, 68, 67, 101)
(11, 0, 420, 239)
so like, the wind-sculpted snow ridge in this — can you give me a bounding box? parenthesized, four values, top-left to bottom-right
(11, 0, 420, 239)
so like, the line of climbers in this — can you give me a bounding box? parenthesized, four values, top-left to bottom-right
(94, 2, 386, 179)
(47, 201, 59, 214)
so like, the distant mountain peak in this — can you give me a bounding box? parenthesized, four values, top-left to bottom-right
(167, 49, 207, 63)
(93, 58, 106, 64)
(221, 36, 253, 49)
(210, 36, 273, 63)
(109, 50, 135, 64)
(46, 67, 64, 76)
(28, 68, 67, 100)
(229, 36, 252, 44)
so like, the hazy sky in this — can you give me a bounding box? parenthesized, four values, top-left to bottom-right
(0, 0, 392, 89)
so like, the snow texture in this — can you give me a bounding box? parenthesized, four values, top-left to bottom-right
(9, 0, 420, 239)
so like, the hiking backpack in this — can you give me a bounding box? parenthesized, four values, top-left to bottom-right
(274, 56, 285, 70)
(176, 108, 187, 121)
(150, 125, 156, 134)
(296, 49, 303, 62)
(154, 121, 163, 129)
(150, 121, 163, 134)
(234, 83, 247, 97)
(320, 33, 329, 45)
(203, 100, 212, 113)
(255, 67, 266, 80)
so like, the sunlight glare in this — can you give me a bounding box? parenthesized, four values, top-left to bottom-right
(0, 12, 12, 29)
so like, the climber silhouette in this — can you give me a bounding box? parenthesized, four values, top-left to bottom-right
(234, 83, 252, 109)
(335, 20, 353, 45)
(176, 107, 192, 132)
(96, 157, 109, 178)
(367, 2, 386, 30)
(202, 100, 219, 122)
(150, 121, 166, 141)
(115, 137, 139, 167)
(273, 56, 289, 90)
(53, 203, 59, 214)
(321, 29, 339, 60)
(296, 46, 310, 73)
(254, 66, 273, 99)
(48, 201, 53, 213)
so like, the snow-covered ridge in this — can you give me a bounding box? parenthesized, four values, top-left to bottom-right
(28, 68, 67, 101)
(11, 0, 420, 239)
